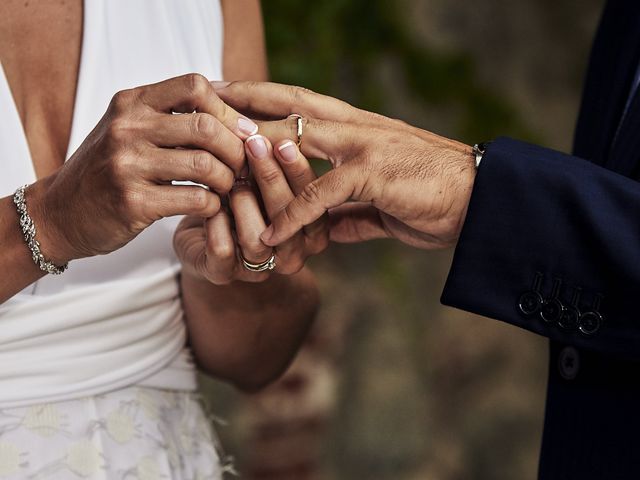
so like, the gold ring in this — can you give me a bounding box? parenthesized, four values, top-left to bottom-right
(287, 114, 304, 147)
(241, 251, 276, 273)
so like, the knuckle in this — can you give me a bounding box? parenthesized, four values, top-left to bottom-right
(191, 151, 213, 178)
(309, 231, 329, 255)
(109, 157, 127, 181)
(242, 81, 262, 114)
(230, 138, 245, 164)
(258, 165, 283, 187)
(185, 73, 211, 99)
(289, 85, 314, 105)
(210, 242, 235, 262)
(106, 117, 134, 143)
(288, 165, 309, 185)
(280, 259, 305, 275)
(190, 113, 217, 139)
(220, 168, 235, 193)
(208, 166, 234, 195)
(110, 89, 138, 113)
(300, 181, 322, 206)
(120, 188, 143, 216)
(188, 187, 210, 211)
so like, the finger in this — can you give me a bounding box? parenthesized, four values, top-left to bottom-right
(146, 185, 221, 219)
(273, 139, 329, 251)
(273, 140, 317, 195)
(149, 112, 245, 176)
(213, 81, 357, 123)
(202, 210, 238, 285)
(245, 135, 295, 220)
(328, 203, 390, 243)
(148, 148, 234, 195)
(212, 80, 430, 139)
(260, 167, 356, 247)
(228, 185, 273, 264)
(257, 117, 359, 162)
(140, 74, 259, 139)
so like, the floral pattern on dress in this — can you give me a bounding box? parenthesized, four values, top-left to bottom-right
(0, 387, 231, 479)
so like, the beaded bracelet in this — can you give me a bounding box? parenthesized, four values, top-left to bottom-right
(13, 185, 68, 275)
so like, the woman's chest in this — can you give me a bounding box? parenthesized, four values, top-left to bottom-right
(0, 0, 82, 178)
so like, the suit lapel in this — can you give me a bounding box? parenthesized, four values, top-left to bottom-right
(572, 0, 640, 169)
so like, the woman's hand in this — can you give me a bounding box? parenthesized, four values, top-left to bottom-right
(213, 81, 476, 250)
(174, 134, 328, 285)
(30, 74, 257, 265)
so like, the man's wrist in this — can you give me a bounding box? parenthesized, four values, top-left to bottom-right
(450, 144, 479, 243)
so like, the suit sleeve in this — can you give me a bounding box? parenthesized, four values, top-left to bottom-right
(441, 136, 640, 357)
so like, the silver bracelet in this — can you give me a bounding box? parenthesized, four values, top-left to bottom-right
(13, 185, 68, 275)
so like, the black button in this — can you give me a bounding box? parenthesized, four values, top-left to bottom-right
(540, 298, 564, 323)
(518, 291, 543, 315)
(558, 305, 580, 331)
(579, 311, 602, 336)
(558, 346, 580, 380)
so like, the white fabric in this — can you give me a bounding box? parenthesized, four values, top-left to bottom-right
(0, 0, 224, 407)
(0, 386, 224, 479)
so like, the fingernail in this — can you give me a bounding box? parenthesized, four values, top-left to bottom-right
(247, 135, 268, 159)
(278, 141, 298, 163)
(261, 225, 275, 244)
(239, 164, 250, 179)
(238, 117, 259, 136)
(211, 81, 231, 90)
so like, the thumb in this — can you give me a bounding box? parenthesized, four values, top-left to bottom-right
(260, 167, 356, 246)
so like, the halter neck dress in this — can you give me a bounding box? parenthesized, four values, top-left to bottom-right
(0, 2, 229, 478)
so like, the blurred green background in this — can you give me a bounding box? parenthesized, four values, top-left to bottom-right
(201, 1, 605, 479)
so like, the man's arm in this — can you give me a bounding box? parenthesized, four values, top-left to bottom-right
(442, 136, 640, 358)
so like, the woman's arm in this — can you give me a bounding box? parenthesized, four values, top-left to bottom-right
(221, 0, 269, 81)
(0, 75, 245, 306)
(178, 2, 320, 392)
(177, 137, 324, 391)
(0, 188, 47, 304)
(181, 267, 319, 391)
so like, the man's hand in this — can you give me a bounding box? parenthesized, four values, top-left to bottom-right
(213, 81, 477, 250)
(174, 134, 328, 285)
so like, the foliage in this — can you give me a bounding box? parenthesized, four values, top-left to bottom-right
(263, 0, 533, 143)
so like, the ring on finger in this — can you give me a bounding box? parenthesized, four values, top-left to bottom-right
(287, 114, 304, 148)
(240, 251, 277, 272)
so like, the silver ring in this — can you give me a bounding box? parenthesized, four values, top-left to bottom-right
(287, 114, 304, 147)
(241, 252, 277, 272)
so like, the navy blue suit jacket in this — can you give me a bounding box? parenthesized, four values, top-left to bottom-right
(441, 1, 640, 478)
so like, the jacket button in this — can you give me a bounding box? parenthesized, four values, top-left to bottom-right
(579, 294, 604, 336)
(518, 291, 543, 315)
(540, 278, 564, 323)
(558, 346, 580, 380)
(579, 311, 602, 336)
(540, 298, 564, 323)
(558, 306, 580, 331)
(518, 272, 544, 316)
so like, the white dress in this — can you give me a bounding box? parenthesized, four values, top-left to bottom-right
(0, 1, 230, 478)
